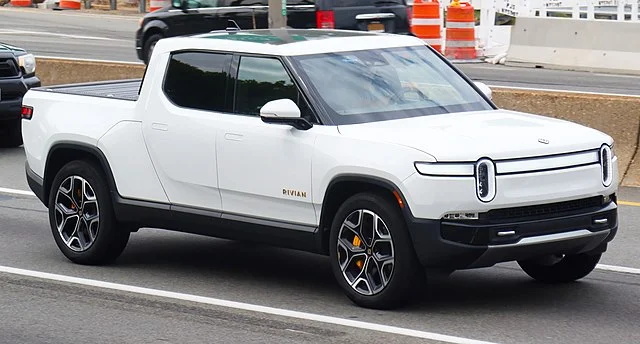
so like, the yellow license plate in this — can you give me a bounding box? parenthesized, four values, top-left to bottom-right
(367, 23, 385, 32)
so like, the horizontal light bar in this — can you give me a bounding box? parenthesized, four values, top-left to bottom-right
(414, 162, 474, 176)
(495, 151, 599, 175)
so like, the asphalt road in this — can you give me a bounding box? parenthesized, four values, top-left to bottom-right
(1, 146, 640, 344)
(2, 7, 640, 95)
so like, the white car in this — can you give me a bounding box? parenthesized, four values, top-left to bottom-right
(21, 28, 619, 309)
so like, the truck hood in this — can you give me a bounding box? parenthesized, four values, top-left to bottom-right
(0, 42, 26, 54)
(337, 109, 612, 161)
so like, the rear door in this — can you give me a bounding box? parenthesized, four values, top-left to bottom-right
(142, 50, 233, 211)
(165, 0, 221, 36)
(319, 0, 410, 34)
(216, 0, 269, 30)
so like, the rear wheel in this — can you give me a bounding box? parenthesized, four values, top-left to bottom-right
(329, 192, 424, 309)
(48, 160, 130, 265)
(0, 119, 23, 148)
(518, 252, 601, 283)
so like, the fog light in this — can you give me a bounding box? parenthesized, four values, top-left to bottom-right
(443, 212, 479, 220)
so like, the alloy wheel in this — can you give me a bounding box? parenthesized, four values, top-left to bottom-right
(54, 176, 100, 252)
(336, 209, 395, 296)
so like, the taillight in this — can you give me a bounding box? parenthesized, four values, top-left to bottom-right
(21, 105, 33, 120)
(316, 10, 335, 29)
(407, 6, 412, 26)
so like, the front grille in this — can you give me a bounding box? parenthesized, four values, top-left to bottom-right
(0, 58, 20, 78)
(482, 196, 604, 221)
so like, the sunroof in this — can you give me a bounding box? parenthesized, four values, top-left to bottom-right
(201, 29, 375, 45)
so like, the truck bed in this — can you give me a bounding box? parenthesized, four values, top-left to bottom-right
(38, 79, 142, 101)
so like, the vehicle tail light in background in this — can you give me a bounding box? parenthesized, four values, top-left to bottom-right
(21, 105, 33, 120)
(316, 10, 335, 29)
(407, 6, 412, 26)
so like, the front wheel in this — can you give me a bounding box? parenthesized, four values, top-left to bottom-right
(518, 252, 601, 283)
(143, 33, 163, 64)
(329, 192, 424, 309)
(48, 160, 130, 265)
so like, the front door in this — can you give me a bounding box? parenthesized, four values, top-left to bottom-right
(216, 55, 319, 227)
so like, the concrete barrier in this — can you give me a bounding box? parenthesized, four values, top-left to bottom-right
(492, 88, 640, 186)
(33, 57, 640, 186)
(506, 17, 640, 75)
(36, 57, 145, 86)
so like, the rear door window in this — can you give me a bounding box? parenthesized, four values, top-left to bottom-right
(163, 51, 233, 112)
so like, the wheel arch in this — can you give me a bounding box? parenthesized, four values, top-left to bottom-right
(142, 20, 168, 41)
(43, 142, 119, 206)
(316, 174, 412, 255)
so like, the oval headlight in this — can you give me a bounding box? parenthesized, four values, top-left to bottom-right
(18, 54, 36, 75)
(600, 144, 613, 187)
(475, 158, 496, 202)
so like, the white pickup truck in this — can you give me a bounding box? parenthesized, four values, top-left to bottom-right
(22, 28, 619, 309)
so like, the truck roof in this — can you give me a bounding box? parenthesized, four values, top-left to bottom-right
(153, 28, 425, 57)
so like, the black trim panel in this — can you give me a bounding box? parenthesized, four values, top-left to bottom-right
(25, 162, 45, 204)
(114, 197, 321, 253)
(406, 202, 618, 270)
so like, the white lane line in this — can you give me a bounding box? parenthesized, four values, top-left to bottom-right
(488, 85, 640, 98)
(0, 7, 141, 21)
(0, 29, 127, 42)
(0, 187, 35, 197)
(2, 186, 640, 276)
(0, 265, 498, 344)
(596, 264, 640, 275)
(20, 55, 640, 98)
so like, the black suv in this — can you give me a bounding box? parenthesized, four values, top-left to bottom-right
(0, 43, 41, 148)
(135, 0, 411, 64)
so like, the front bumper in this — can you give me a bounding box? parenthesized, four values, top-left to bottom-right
(0, 75, 41, 121)
(406, 197, 618, 270)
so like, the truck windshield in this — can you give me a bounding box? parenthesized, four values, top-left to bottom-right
(288, 45, 493, 125)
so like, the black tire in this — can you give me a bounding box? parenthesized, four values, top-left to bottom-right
(143, 33, 163, 64)
(518, 252, 601, 283)
(329, 192, 425, 309)
(48, 160, 130, 265)
(0, 119, 23, 148)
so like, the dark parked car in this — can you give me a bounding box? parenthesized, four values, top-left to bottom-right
(135, 0, 411, 64)
(0, 42, 40, 148)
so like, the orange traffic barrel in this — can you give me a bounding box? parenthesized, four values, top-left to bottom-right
(150, 0, 168, 12)
(410, 0, 442, 53)
(444, 0, 477, 60)
(9, 0, 32, 7)
(59, 0, 81, 9)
